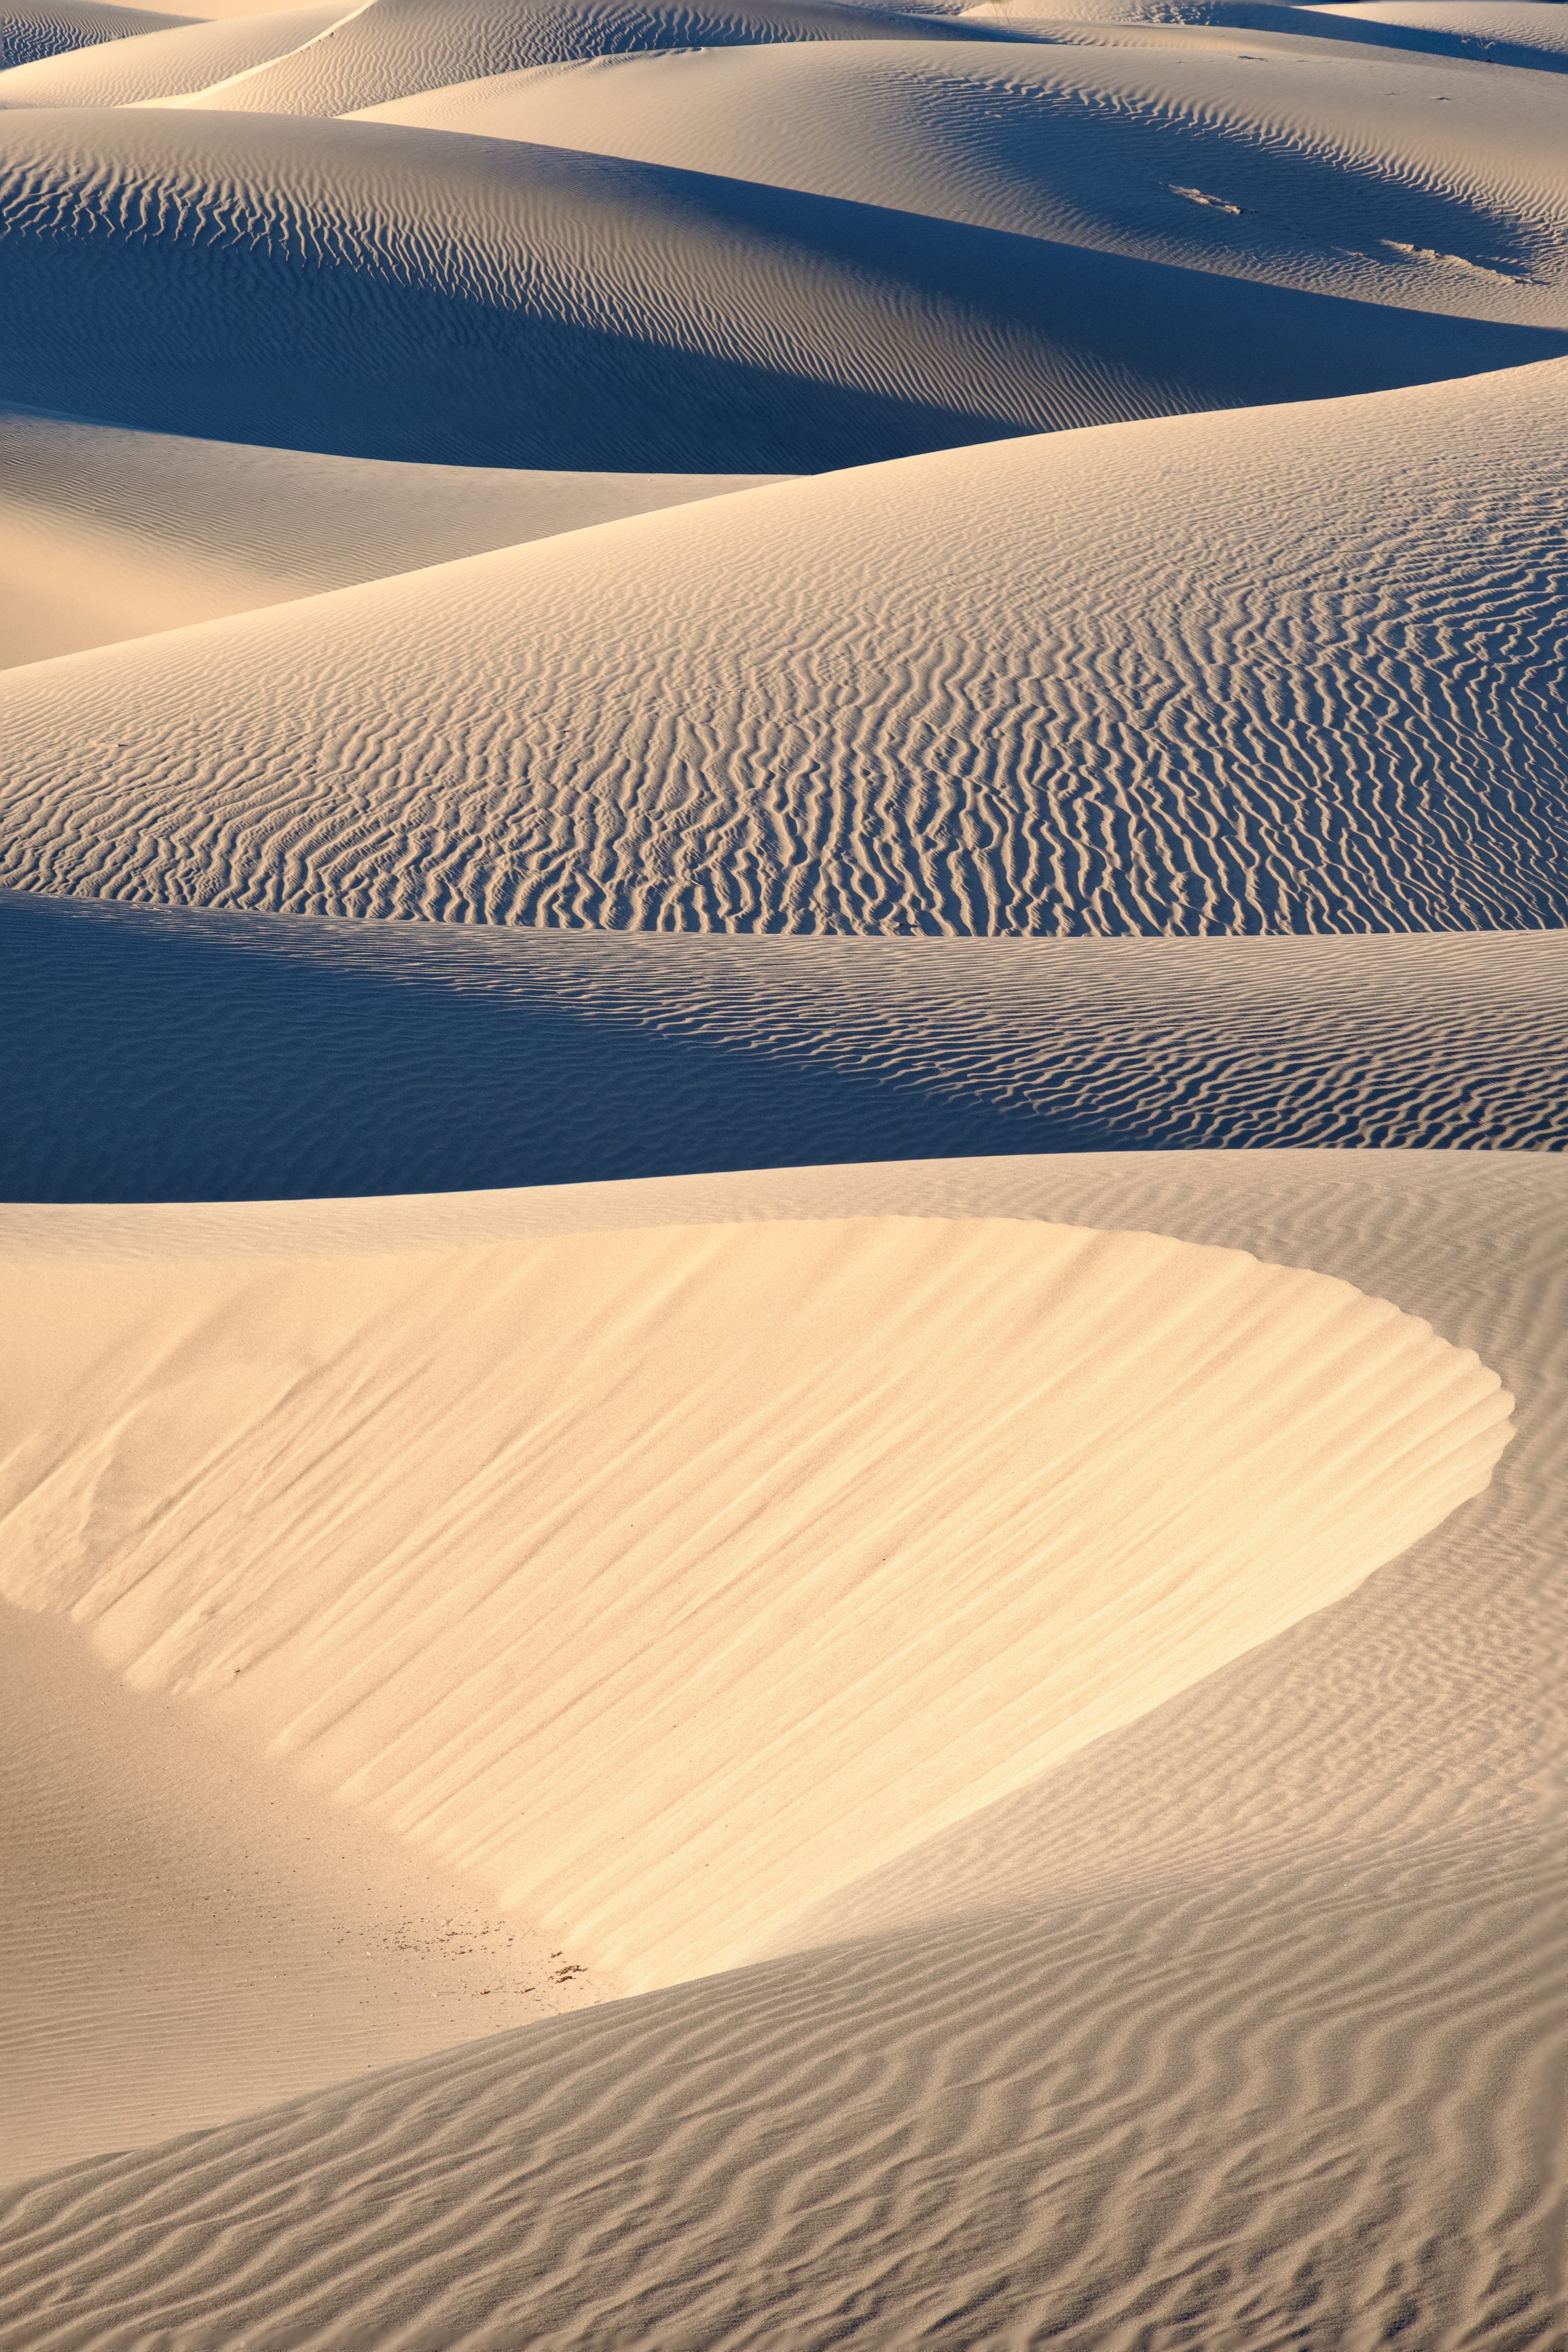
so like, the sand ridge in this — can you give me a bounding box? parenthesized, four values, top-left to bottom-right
(356, 37, 1568, 324)
(3, 361, 1563, 930)
(0, 412, 778, 666)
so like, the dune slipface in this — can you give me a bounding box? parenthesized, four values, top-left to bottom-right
(0, 1151, 1557, 2345)
(0, 1214, 1510, 1990)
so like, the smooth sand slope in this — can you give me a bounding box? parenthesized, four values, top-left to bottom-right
(0, 1148, 1557, 2347)
(1302, 0, 1568, 69)
(5, 104, 1542, 471)
(0, 413, 776, 666)
(3, 361, 1563, 930)
(359, 37, 1568, 325)
(0, 1212, 1511, 1993)
(0, 1599, 609, 2187)
(4, 896, 1567, 1200)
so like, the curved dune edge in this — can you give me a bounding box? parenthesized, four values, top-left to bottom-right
(0, 413, 778, 670)
(0, 1212, 1510, 1992)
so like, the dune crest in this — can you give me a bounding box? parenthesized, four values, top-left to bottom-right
(0, 1213, 1510, 1990)
(0, 412, 778, 668)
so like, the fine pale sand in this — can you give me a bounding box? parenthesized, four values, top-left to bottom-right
(2, 0, 1564, 2339)
(0, 1213, 1512, 1997)
(0, 1150, 1558, 2342)
(0, 413, 777, 666)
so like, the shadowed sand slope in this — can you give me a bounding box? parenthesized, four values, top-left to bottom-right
(3, 897, 1566, 1201)
(359, 37, 1568, 325)
(0, 413, 777, 666)
(3, 109, 1543, 471)
(2, 361, 1563, 930)
(0, 0, 185, 69)
(0, 1149, 1556, 2349)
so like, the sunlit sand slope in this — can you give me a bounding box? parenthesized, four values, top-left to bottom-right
(4, 897, 1566, 1200)
(1002, 0, 1568, 73)
(0, 0, 346, 103)
(3, 362, 1563, 930)
(0, 1601, 609, 2188)
(0, 413, 776, 666)
(361, 39, 1568, 324)
(1302, 0, 1568, 70)
(0, 1214, 1509, 1991)
(3, 109, 1535, 469)
(0, 1149, 1555, 2349)
(156, 0, 1020, 117)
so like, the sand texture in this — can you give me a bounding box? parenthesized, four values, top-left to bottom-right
(0, 1151, 1559, 2342)
(2, 0, 1564, 2340)
(3, 362, 1565, 929)
(4, 899, 1567, 1199)
(0, 413, 776, 666)
(0, 0, 185, 71)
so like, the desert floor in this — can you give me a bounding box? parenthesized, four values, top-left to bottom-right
(0, 0, 1564, 2342)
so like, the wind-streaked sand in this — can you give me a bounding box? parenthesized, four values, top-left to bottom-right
(3, 361, 1563, 928)
(2, 0, 1563, 2337)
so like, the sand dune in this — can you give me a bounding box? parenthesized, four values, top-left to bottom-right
(0, 0, 185, 71)
(3, 361, 1563, 930)
(1002, 0, 1568, 73)
(0, 0, 348, 105)
(0, 1208, 1512, 1997)
(1302, 0, 1568, 70)
(359, 38, 1568, 324)
(3, 0, 1563, 2330)
(0, 412, 775, 666)
(5, 105, 1537, 473)
(151, 0, 1019, 120)
(0, 1599, 608, 2187)
(5, 895, 1567, 1200)
(0, 1147, 1556, 2346)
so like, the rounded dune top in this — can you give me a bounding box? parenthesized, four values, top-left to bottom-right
(0, 1214, 1512, 1991)
(0, 410, 778, 668)
(2, 359, 1563, 934)
(145, 0, 1019, 116)
(0, 0, 348, 105)
(354, 36, 1568, 325)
